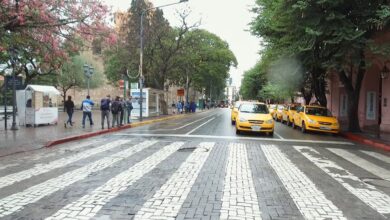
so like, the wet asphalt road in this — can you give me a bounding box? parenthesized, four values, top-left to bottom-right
(0, 108, 389, 220)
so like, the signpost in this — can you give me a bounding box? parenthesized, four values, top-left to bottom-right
(177, 88, 185, 97)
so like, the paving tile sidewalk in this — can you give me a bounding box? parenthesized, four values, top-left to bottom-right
(0, 110, 187, 157)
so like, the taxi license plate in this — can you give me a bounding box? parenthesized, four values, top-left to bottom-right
(251, 126, 261, 131)
(320, 126, 331, 130)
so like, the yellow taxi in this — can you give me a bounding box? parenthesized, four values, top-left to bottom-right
(230, 101, 243, 125)
(292, 105, 339, 134)
(268, 104, 277, 118)
(235, 102, 274, 136)
(282, 104, 300, 126)
(274, 105, 284, 122)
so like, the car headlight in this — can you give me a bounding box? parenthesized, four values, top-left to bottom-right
(239, 117, 248, 122)
(308, 119, 316, 124)
(266, 119, 273, 124)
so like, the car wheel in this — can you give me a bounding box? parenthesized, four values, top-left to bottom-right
(301, 121, 306, 133)
(236, 129, 241, 135)
(286, 118, 290, 126)
(231, 120, 235, 125)
(269, 131, 274, 137)
(292, 120, 296, 129)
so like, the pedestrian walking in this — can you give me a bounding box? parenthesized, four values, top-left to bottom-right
(100, 95, 111, 129)
(119, 97, 125, 126)
(177, 101, 183, 114)
(64, 96, 74, 128)
(81, 95, 94, 128)
(111, 96, 122, 127)
(125, 96, 133, 124)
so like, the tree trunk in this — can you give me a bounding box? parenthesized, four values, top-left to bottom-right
(338, 49, 366, 132)
(311, 67, 327, 107)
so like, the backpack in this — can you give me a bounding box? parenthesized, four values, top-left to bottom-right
(126, 101, 133, 110)
(101, 99, 110, 110)
(111, 101, 121, 114)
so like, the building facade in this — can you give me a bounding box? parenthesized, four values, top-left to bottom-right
(326, 31, 390, 133)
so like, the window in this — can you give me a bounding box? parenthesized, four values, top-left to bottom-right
(305, 107, 332, 116)
(240, 104, 269, 114)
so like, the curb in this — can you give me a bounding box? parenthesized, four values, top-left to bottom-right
(45, 113, 190, 148)
(341, 132, 390, 152)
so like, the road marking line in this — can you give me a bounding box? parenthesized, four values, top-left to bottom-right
(46, 141, 184, 220)
(0, 140, 158, 218)
(134, 142, 214, 219)
(220, 143, 262, 220)
(135, 113, 219, 132)
(0, 163, 19, 171)
(296, 146, 390, 215)
(185, 117, 216, 135)
(116, 133, 354, 145)
(328, 148, 390, 180)
(360, 150, 390, 164)
(274, 132, 284, 139)
(0, 139, 131, 189)
(261, 145, 346, 220)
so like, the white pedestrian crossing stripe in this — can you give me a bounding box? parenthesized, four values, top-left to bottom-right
(134, 142, 214, 219)
(296, 146, 390, 214)
(328, 148, 390, 180)
(46, 141, 185, 220)
(360, 150, 390, 164)
(0, 139, 131, 190)
(220, 143, 262, 220)
(0, 140, 157, 218)
(261, 145, 346, 220)
(1, 141, 389, 219)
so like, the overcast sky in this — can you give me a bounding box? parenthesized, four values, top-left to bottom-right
(103, 0, 261, 88)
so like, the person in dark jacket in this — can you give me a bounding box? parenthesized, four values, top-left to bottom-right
(100, 95, 111, 129)
(111, 96, 122, 127)
(64, 96, 74, 128)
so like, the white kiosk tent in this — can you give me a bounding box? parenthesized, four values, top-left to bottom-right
(16, 85, 60, 127)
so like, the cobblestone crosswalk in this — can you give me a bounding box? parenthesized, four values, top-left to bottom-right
(0, 137, 389, 220)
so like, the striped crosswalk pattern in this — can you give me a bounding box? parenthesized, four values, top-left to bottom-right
(0, 139, 389, 220)
(261, 145, 346, 220)
(220, 143, 262, 220)
(295, 146, 390, 214)
(0, 140, 157, 218)
(0, 139, 131, 189)
(360, 150, 390, 164)
(134, 142, 214, 219)
(328, 148, 390, 180)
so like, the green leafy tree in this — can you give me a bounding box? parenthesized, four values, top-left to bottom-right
(250, 0, 390, 131)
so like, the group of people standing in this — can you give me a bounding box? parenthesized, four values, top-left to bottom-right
(175, 101, 197, 114)
(63, 95, 133, 129)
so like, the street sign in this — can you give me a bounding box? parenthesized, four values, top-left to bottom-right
(177, 88, 185, 96)
(5, 75, 24, 90)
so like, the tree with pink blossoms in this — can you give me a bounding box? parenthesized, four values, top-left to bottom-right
(0, 0, 116, 85)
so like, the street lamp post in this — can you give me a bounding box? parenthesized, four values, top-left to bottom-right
(83, 64, 94, 96)
(139, 0, 188, 121)
(378, 61, 390, 138)
(9, 48, 18, 131)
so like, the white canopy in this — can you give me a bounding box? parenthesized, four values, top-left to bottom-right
(25, 85, 61, 95)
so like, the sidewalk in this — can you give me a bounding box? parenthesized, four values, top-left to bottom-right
(0, 110, 190, 157)
(341, 130, 390, 151)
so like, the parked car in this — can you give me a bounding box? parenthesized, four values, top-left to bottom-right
(268, 104, 277, 118)
(274, 105, 284, 121)
(235, 102, 274, 136)
(292, 105, 340, 134)
(230, 101, 243, 125)
(282, 103, 300, 126)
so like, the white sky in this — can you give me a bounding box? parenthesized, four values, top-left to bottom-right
(103, 0, 261, 88)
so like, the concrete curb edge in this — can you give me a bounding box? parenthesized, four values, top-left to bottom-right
(45, 114, 189, 148)
(341, 132, 390, 152)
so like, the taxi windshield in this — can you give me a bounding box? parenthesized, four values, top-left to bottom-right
(305, 107, 332, 116)
(240, 104, 269, 114)
(290, 106, 298, 110)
